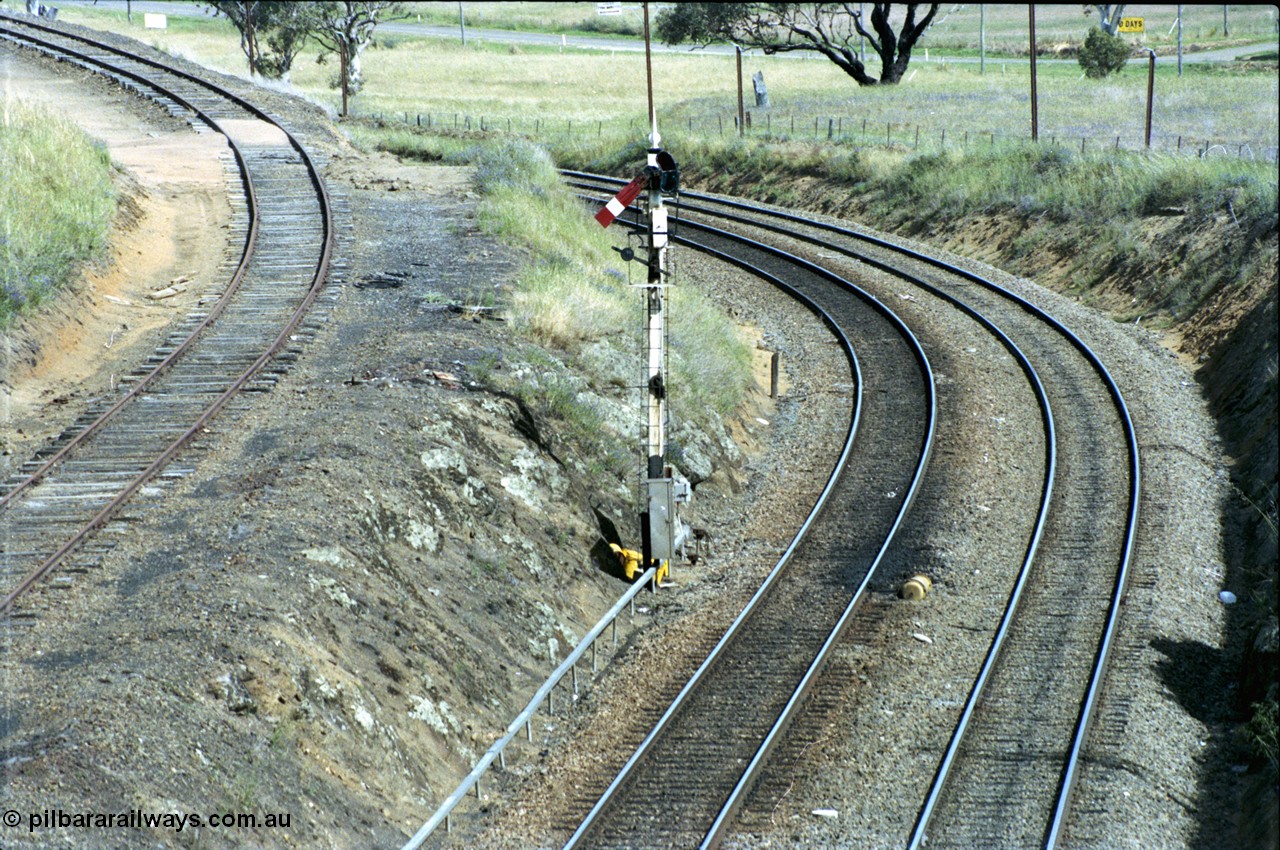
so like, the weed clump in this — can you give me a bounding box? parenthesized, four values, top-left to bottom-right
(471, 139, 559, 196)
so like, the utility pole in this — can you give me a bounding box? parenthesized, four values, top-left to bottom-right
(1177, 4, 1183, 76)
(1144, 48, 1156, 150)
(340, 39, 349, 117)
(246, 1, 256, 78)
(1029, 5, 1038, 142)
(736, 45, 745, 136)
(980, 4, 985, 75)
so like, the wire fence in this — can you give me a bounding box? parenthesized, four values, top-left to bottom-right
(357, 108, 1280, 163)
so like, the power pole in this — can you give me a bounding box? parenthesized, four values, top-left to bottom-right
(980, 4, 985, 75)
(1029, 5, 1038, 142)
(736, 45, 745, 136)
(1177, 4, 1183, 76)
(340, 38, 349, 117)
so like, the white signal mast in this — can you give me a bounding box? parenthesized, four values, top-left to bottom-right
(638, 2, 687, 575)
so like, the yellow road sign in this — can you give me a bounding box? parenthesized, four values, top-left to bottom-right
(1118, 17, 1145, 33)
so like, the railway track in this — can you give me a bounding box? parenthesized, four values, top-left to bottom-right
(420, 178, 934, 850)
(568, 213, 937, 849)
(0, 13, 338, 617)
(551, 173, 1138, 849)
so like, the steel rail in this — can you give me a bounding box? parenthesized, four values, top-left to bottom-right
(0, 14, 335, 614)
(401, 209, 868, 850)
(0, 16, 259, 512)
(563, 208, 936, 849)
(596, 187, 1059, 848)
(571, 171, 1140, 848)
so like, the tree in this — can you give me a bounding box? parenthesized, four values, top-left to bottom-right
(259, 2, 313, 81)
(207, 1, 311, 80)
(303, 1, 405, 116)
(1078, 25, 1130, 77)
(656, 3, 940, 86)
(207, 1, 268, 77)
(1085, 4, 1127, 36)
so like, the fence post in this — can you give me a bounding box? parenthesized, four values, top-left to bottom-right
(1081, 136, 1086, 154)
(828, 117, 834, 139)
(941, 128, 946, 149)
(886, 121, 891, 147)
(915, 125, 920, 149)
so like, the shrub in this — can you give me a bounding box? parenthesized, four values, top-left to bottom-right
(471, 138, 560, 196)
(1078, 27, 1131, 78)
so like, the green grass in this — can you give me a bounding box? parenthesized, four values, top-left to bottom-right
(457, 139, 752, 460)
(0, 100, 116, 328)
(54, 4, 1278, 157)
(128, 3, 1278, 53)
(401, 1, 643, 37)
(609, 133, 1275, 322)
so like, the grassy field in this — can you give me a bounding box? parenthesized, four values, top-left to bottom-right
(0, 99, 116, 328)
(52, 4, 1278, 159)
(157, 3, 1280, 50)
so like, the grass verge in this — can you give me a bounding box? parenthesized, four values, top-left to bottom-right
(447, 138, 752, 476)
(1, 100, 116, 328)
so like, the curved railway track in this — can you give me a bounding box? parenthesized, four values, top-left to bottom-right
(0, 13, 336, 616)
(550, 173, 1139, 849)
(562, 207, 938, 850)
